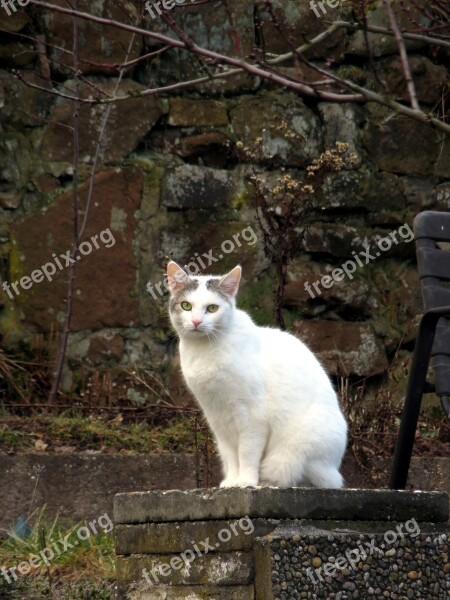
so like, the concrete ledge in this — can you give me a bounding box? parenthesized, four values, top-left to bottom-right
(114, 487, 449, 525)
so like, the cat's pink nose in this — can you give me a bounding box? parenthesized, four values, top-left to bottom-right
(192, 318, 202, 328)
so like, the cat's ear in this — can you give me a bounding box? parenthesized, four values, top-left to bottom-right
(219, 265, 242, 298)
(167, 261, 189, 294)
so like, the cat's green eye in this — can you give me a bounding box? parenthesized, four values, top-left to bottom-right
(207, 304, 219, 313)
(180, 301, 192, 311)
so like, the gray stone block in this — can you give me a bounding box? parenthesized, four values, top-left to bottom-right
(115, 519, 269, 555)
(161, 165, 237, 210)
(116, 551, 253, 586)
(114, 487, 449, 525)
(115, 585, 254, 600)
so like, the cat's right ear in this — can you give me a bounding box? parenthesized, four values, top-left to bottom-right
(167, 261, 189, 294)
(219, 265, 242, 298)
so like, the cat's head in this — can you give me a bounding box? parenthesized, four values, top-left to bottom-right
(167, 261, 241, 340)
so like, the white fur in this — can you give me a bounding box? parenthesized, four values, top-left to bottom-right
(168, 263, 347, 489)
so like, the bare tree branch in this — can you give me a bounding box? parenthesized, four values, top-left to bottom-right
(335, 20, 450, 48)
(295, 55, 450, 134)
(27, 1, 362, 102)
(22, 0, 450, 137)
(48, 0, 81, 404)
(383, 0, 419, 111)
(47, 4, 141, 400)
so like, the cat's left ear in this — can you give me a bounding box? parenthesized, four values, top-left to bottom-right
(219, 265, 241, 298)
(167, 261, 189, 294)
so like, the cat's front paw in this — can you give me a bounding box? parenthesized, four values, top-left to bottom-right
(220, 478, 238, 488)
(234, 477, 259, 488)
(220, 476, 260, 488)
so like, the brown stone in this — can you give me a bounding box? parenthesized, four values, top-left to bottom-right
(0, 42, 35, 67)
(177, 132, 231, 168)
(381, 56, 447, 106)
(9, 168, 142, 331)
(140, 0, 256, 93)
(284, 262, 373, 317)
(35, 174, 60, 196)
(0, 7, 30, 32)
(347, 0, 425, 57)
(254, 0, 345, 61)
(43, 0, 142, 75)
(168, 99, 229, 127)
(294, 320, 388, 377)
(433, 183, 450, 211)
(0, 191, 22, 209)
(87, 333, 125, 364)
(40, 79, 164, 164)
(0, 72, 52, 129)
(363, 107, 450, 177)
(302, 223, 367, 258)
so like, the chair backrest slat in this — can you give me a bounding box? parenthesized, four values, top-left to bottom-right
(416, 248, 450, 281)
(421, 286, 450, 312)
(414, 211, 450, 240)
(413, 211, 450, 401)
(431, 324, 450, 356)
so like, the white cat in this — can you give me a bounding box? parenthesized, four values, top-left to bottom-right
(167, 261, 347, 488)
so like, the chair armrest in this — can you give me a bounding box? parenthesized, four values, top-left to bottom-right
(423, 306, 450, 317)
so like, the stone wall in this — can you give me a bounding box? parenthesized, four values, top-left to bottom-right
(0, 1, 449, 393)
(113, 487, 450, 600)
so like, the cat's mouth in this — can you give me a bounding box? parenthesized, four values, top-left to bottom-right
(189, 327, 208, 336)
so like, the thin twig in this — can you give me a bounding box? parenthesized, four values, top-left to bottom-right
(383, 0, 420, 111)
(293, 54, 450, 135)
(48, 0, 81, 404)
(335, 19, 450, 48)
(27, 0, 362, 102)
(48, 8, 140, 400)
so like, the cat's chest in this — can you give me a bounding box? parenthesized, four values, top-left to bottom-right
(179, 340, 254, 400)
(179, 343, 233, 381)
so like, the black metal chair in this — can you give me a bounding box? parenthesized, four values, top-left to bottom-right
(390, 211, 450, 490)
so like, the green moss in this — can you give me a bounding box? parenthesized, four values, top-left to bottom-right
(0, 302, 24, 338)
(141, 166, 164, 219)
(44, 186, 65, 206)
(238, 274, 276, 326)
(9, 240, 25, 284)
(0, 240, 27, 337)
(336, 64, 367, 84)
(231, 190, 250, 210)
